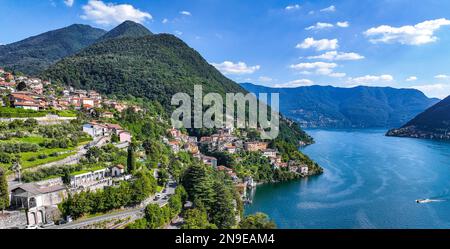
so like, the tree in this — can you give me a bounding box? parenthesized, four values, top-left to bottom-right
(210, 181, 236, 229)
(62, 168, 71, 185)
(127, 142, 136, 173)
(181, 208, 217, 229)
(16, 81, 27, 91)
(0, 168, 9, 212)
(239, 213, 276, 229)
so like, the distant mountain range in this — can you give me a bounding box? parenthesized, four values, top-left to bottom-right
(387, 95, 450, 140)
(241, 83, 439, 128)
(0, 24, 106, 75)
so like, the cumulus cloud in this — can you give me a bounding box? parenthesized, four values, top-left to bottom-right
(410, 84, 450, 99)
(290, 62, 338, 75)
(336, 21, 349, 28)
(274, 79, 314, 88)
(305, 22, 334, 31)
(81, 0, 152, 25)
(364, 18, 450, 45)
(406, 76, 418, 82)
(180, 10, 191, 16)
(307, 51, 364, 61)
(64, 0, 74, 7)
(320, 5, 336, 12)
(435, 74, 450, 79)
(212, 61, 261, 75)
(162, 18, 169, 24)
(285, 4, 300, 10)
(296, 37, 338, 51)
(174, 30, 183, 36)
(347, 74, 394, 86)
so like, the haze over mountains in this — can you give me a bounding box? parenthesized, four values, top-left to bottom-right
(241, 83, 439, 128)
(0, 24, 106, 75)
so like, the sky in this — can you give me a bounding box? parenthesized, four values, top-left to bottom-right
(1, 0, 450, 98)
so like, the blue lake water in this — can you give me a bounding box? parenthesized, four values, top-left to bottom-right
(244, 129, 450, 228)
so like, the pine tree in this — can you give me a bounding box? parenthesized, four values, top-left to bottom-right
(0, 168, 10, 212)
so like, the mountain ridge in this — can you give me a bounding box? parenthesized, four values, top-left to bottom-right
(386, 95, 450, 140)
(0, 24, 107, 75)
(241, 82, 439, 128)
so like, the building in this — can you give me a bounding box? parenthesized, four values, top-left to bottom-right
(262, 149, 277, 158)
(10, 181, 67, 226)
(70, 168, 111, 190)
(9, 92, 41, 111)
(201, 155, 218, 168)
(300, 166, 309, 175)
(168, 140, 180, 153)
(244, 142, 269, 152)
(110, 164, 125, 177)
(118, 130, 132, 143)
(101, 111, 114, 119)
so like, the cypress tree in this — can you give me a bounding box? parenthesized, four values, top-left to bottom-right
(0, 168, 10, 212)
(127, 142, 136, 173)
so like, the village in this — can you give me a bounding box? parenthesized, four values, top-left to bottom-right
(0, 68, 315, 229)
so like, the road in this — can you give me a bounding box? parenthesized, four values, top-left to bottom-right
(48, 178, 177, 229)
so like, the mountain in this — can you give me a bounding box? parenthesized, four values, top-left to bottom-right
(96, 20, 153, 42)
(241, 83, 439, 128)
(41, 21, 313, 145)
(0, 24, 106, 75)
(386, 95, 450, 140)
(42, 32, 245, 107)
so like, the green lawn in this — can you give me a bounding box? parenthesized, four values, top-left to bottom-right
(0, 147, 77, 171)
(0, 136, 46, 144)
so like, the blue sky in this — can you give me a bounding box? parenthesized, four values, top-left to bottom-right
(1, 0, 450, 98)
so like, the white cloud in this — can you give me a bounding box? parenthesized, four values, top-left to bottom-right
(305, 22, 334, 31)
(364, 18, 450, 45)
(435, 74, 450, 79)
(64, 0, 74, 7)
(258, 76, 273, 83)
(307, 51, 364, 61)
(336, 21, 349, 28)
(347, 74, 394, 86)
(290, 62, 338, 75)
(285, 4, 300, 10)
(329, 72, 346, 78)
(320, 5, 336, 12)
(81, 0, 152, 25)
(410, 84, 450, 99)
(296, 37, 338, 51)
(174, 30, 183, 36)
(274, 79, 314, 88)
(212, 61, 261, 75)
(162, 18, 169, 24)
(180, 11, 191, 16)
(406, 76, 418, 82)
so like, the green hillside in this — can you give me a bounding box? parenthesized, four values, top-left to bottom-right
(0, 24, 106, 75)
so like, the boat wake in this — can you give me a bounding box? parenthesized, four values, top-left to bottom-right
(416, 199, 446, 204)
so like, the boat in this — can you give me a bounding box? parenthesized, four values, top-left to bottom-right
(416, 199, 435, 204)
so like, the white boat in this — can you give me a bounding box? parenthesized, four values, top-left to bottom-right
(416, 199, 441, 204)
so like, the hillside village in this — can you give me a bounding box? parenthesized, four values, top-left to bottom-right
(0, 68, 321, 229)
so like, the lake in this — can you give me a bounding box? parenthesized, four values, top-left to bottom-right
(244, 129, 450, 228)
